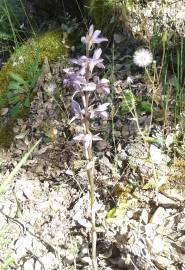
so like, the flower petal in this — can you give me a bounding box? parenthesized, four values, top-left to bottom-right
(93, 48, 102, 60)
(82, 82, 96, 91)
(81, 36, 86, 44)
(92, 134, 102, 141)
(92, 30, 101, 39)
(71, 99, 81, 116)
(84, 134, 92, 148)
(73, 133, 86, 141)
(95, 37, 108, 44)
(89, 25, 94, 36)
(96, 103, 110, 111)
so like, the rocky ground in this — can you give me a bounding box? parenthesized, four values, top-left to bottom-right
(1, 48, 185, 270)
(1, 0, 185, 269)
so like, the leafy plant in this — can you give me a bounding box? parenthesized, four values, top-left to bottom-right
(121, 90, 136, 113)
(6, 57, 42, 117)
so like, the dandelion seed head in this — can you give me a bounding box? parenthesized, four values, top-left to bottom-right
(133, 48, 153, 68)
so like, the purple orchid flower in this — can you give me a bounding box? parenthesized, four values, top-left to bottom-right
(90, 103, 110, 120)
(95, 78, 110, 95)
(71, 99, 82, 118)
(82, 82, 96, 92)
(81, 25, 108, 49)
(63, 68, 89, 92)
(71, 48, 105, 75)
(73, 133, 102, 149)
(94, 103, 109, 119)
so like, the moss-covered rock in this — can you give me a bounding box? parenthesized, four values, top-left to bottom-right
(0, 29, 69, 101)
(0, 28, 69, 149)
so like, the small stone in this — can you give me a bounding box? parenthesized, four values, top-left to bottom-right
(155, 193, 179, 207)
(40, 252, 58, 269)
(117, 149, 127, 161)
(126, 210, 133, 219)
(113, 130, 121, 137)
(117, 257, 126, 268)
(15, 179, 43, 201)
(121, 126, 130, 139)
(80, 256, 91, 264)
(16, 140, 27, 151)
(141, 208, 149, 224)
(76, 218, 91, 229)
(0, 213, 7, 229)
(15, 190, 27, 201)
(152, 236, 164, 254)
(150, 207, 167, 225)
(13, 126, 20, 133)
(96, 140, 108, 151)
(23, 259, 35, 270)
(155, 255, 174, 269)
(0, 108, 8, 116)
(162, 189, 185, 202)
(80, 246, 89, 256)
(15, 132, 27, 139)
(150, 145, 163, 165)
(165, 133, 174, 148)
(145, 224, 157, 238)
(64, 253, 76, 265)
(15, 236, 33, 259)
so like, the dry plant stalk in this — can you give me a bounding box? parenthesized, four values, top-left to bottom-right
(63, 25, 109, 270)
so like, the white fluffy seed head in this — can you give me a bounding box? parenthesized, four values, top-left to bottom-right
(133, 48, 153, 68)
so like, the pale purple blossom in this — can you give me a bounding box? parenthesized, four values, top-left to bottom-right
(71, 48, 105, 75)
(90, 103, 110, 119)
(63, 69, 97, 92)
(81, 25, 108, 49)
(82, 82, 96, 92)
(73, 133, 102, 148)
(95, 78, 110, 95)
(63, 68, 87, 91)
(71, 99, 81, 118)
(63, 25, 110, 148)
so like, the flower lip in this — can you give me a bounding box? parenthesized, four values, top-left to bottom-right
(73, 133, 102, 148)
(71, 49, 105, 75)
(133, 48, 153, 68)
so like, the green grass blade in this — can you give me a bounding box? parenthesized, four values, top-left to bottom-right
(0, 139, 41, 194)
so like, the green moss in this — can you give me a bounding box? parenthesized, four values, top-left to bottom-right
(0, 29, 69, 149)
(0, 29, 69, 98)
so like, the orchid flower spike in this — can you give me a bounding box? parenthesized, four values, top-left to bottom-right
(81, 25, 108, 49)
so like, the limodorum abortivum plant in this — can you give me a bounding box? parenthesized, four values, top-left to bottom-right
(63, 25, 110, 270)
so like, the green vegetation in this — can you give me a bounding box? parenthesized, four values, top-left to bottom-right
(0, 28, 69, 148)
(0, 29, 69, 106)
(0, 0, 36, 52)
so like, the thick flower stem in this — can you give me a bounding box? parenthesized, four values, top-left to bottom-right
(86, 147, 98, 270)
(82, 89, 98, 270)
